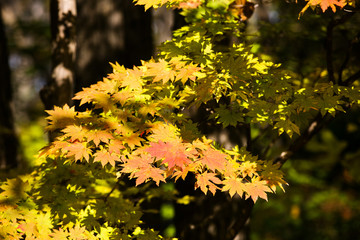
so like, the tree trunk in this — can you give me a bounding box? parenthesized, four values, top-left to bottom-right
(40, 0, 77, 111)
(75, 0, 153, 94)
(0, 2, 18, 169)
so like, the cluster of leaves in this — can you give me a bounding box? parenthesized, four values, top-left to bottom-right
(1, 0, 360, 239)
(300, 0, 357, 17)
(40, 1, 359, 202)
(0, 159, 163, 239)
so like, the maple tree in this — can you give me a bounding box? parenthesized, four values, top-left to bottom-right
(1, 0, 360, 239)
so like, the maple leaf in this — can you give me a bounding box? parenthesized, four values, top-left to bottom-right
(199, 148, 227, 172)
(45, 104, 77, 131)
(148, 122, 180, 142)
(139, 103, 158, 116)
(108, 139, 125, 155)
(244, 179, 272, 203)
(222, 177, 247, 198)
(299, 0, 346, 16)
(121, 153, 166, 185)
(261, 161, 288, 192)
(172, 161, 200, 181)
(113, 89, 132, 106)
(94, 149, 120, 167)
(175, 63, 200, 83)
(73, 87, 98, 106)
(87, 130, 114, 147)
(195, 172, 222, 195)
(274, 118, 300, 138)
(123, 133, 143, 150)
(93, 77, 119, 94)
(63, 142, 91, 162)
(239, 161, 258, 178)
(68, 224, 87, 240)
(146, 141, 193, 169)
(121, 66, 144, 90)
(144, 59, 176, 84)
(89, 91, 114, 112)
(50, 228, 69, 240)
(62, 125, 87, 142)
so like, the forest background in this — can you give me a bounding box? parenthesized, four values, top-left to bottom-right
(1, 0, 360, 239)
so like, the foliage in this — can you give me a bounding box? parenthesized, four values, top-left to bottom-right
(1, 0, 360, 239)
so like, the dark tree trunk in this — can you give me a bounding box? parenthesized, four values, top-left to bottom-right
(75, 0, 153, 94)
(40, 0, 77, 111)
(0, 2, 18, 169)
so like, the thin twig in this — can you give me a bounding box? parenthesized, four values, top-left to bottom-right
(273, 113, 331, 167)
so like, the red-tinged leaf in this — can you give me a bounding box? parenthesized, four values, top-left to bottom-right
(108, 139, 125, 155)
(94, 150, 120, 167)
(135, 167, 166, 186)
(87, 130, 114, 147)
(68, 224, 87, 240)
(173, 161, 200, 181)
(45, 104, 77, 131)
(17, 222, 37, 236)
(244, 179, 272, 203)
(300, 0, 346, 16)
(63, 142, 91, 162)
(199, 148, 227, 172)
(195, 172, 222, 195)
(319, 0, 346, 11)
(122, 154, 165, 185)
(222, 177, 246, 198)
(146, 141, 193, 169)
(62, 125, 87, 142)
(175, 63, 200, 84)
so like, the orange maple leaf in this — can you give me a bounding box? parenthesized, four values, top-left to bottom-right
(108, 139, 125, 155)
(146, 141, 193, 169)
(93, 150, 120, 167)
(45, 104, 77, 131)
(68, 224, 87, 240)
(87, 130, 114, 147)
(319, 0, 346, 12)
(121, 153, 166, 185)
(222, 177, 246, 198)
(299, 0, 346, 17)
(199, 148, 227, 172)
(62, 125, 87, 142)
(63, 142, 91, 162)
(195, 172, 222, 195)
(121, 66, 143, 90)
(144, 59, 176, 84)
(244, 179, 272, 203)
(123, 133, 143, 150)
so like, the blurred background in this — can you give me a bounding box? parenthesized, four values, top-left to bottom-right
(1, 0, 360, 239)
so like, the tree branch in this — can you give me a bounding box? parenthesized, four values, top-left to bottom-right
(273, 113, 332, 167)
(326, 13, 355, 84)
(343, 70, 360, 86)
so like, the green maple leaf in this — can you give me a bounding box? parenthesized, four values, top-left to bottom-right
(212, 104, 244, 127)
(274, 118, 300, 138)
